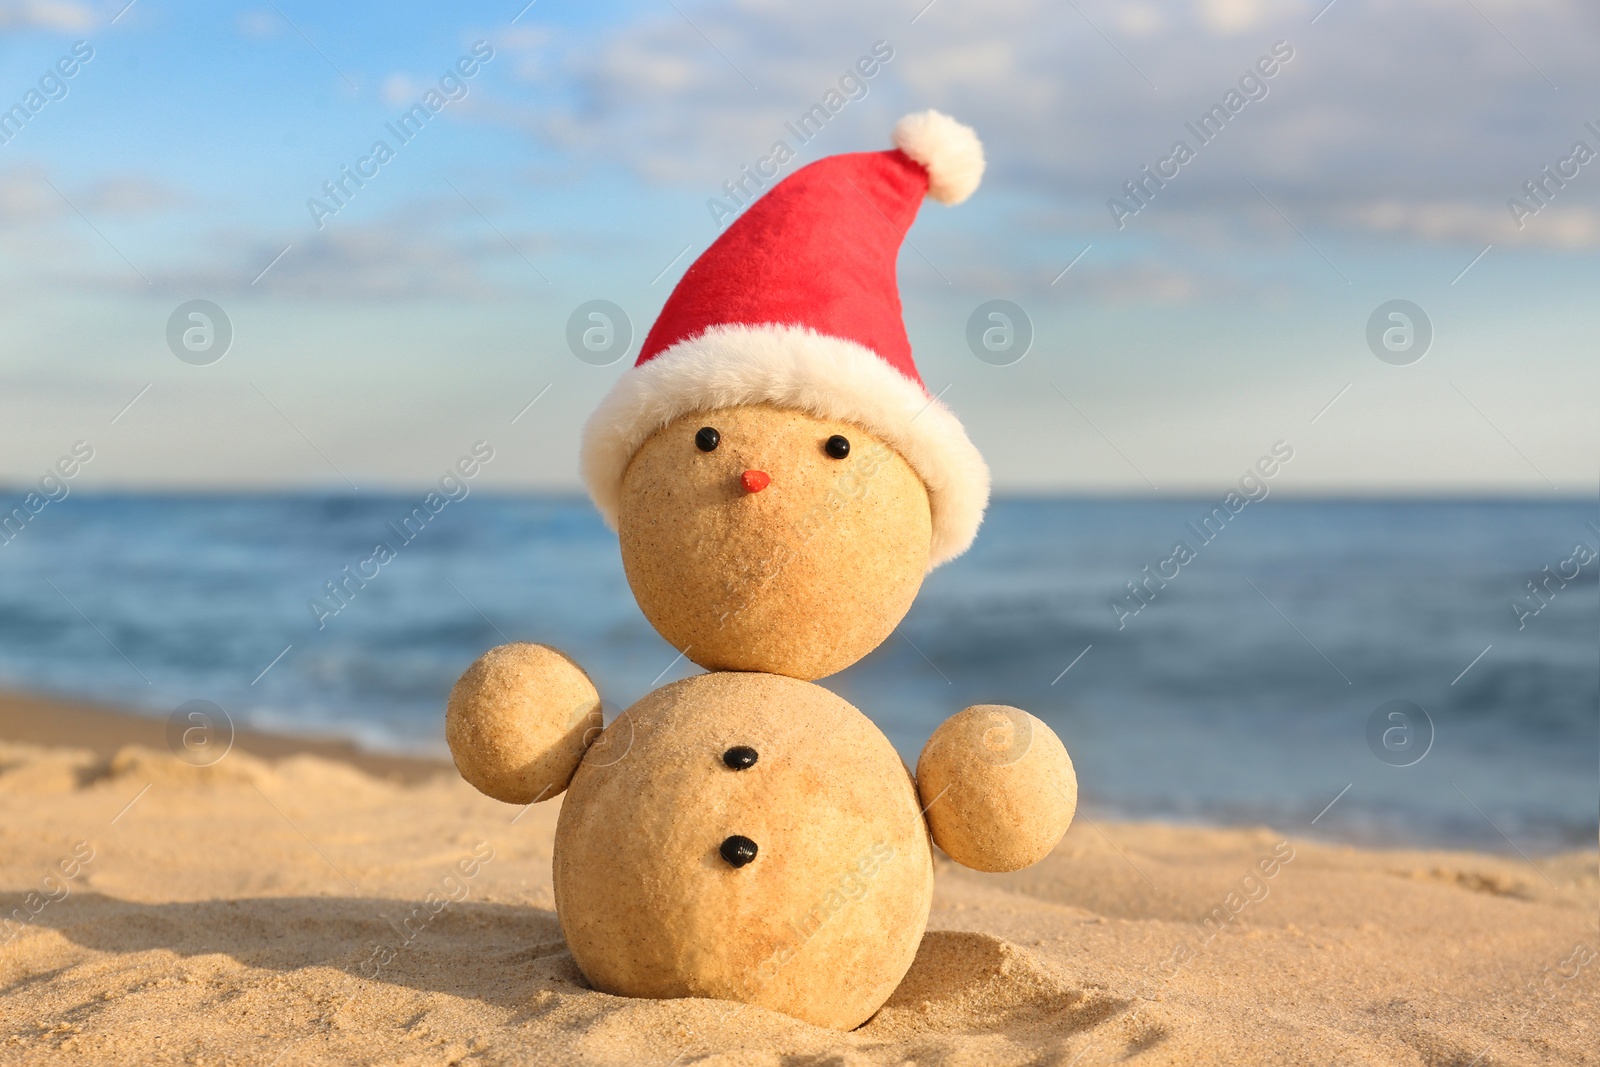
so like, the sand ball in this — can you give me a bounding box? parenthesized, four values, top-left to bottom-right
(445, 643, 602, 805)
(553, 671, 934, 1030)
(916, 705, 1076, 873)
(618, 404, 932, 681)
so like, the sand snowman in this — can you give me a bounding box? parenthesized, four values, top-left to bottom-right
(445, 111, 1077, 1030)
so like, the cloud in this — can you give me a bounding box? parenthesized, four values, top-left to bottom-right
(0, 163, 566, 301)
(380, 74, 420, 108)
(0, 168, 185, 222)
(0, 0, 92, 30)
(941, 257, 1228, 306)
(240, 221, 507, 299)
(1113, 4, 1170, 38)
(0, 166, 62, 222)
(489, 0, 1600, 247)
(1337, 199, 1600, 248)
(235, 8, 281, 40)
(1196, 0, 1297, 35)
(119, 199, 554, 301)
(82, 175, 187, 215)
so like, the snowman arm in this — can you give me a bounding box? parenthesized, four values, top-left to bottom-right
(445, 643, 604, 805)
(914, 705, 1078, 873)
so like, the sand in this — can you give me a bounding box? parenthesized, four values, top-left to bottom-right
(0, 690, 1594, 1066)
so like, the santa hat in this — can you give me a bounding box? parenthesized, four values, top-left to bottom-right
(581, 110, 991, 568)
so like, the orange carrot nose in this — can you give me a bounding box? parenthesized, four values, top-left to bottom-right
(741, 470, 771, 494)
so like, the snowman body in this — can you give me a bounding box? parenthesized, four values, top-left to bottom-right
(552, 671, 933, 1031)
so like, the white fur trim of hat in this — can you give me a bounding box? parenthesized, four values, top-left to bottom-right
(580, 324, 991, 568)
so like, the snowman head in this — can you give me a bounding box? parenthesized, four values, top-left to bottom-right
(581, 114, 992, 679)
(615, 402, 932, 678)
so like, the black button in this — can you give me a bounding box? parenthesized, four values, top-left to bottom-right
(723, 746, 758, 770)
(720, 835, 758, 868)
(696, 426, 720, 452)
(824, 434, 850, 459)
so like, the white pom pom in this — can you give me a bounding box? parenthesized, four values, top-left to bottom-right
(892, 110, 985, 205)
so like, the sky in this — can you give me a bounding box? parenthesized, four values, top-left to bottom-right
(1, 0, 1596, 496)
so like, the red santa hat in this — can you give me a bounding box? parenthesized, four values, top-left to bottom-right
(581, 110, 991, 567)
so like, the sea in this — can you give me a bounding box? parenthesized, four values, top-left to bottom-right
(0, 494, 1593, 855)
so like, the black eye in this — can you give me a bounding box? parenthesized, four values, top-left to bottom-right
(824, 435, 850, 459)
(695, 427, 720, 452)
(723, 746, 758, 770)
(719, 835, 758, 868)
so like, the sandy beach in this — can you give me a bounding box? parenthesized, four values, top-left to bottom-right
(0, 689, 1594, 1066)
